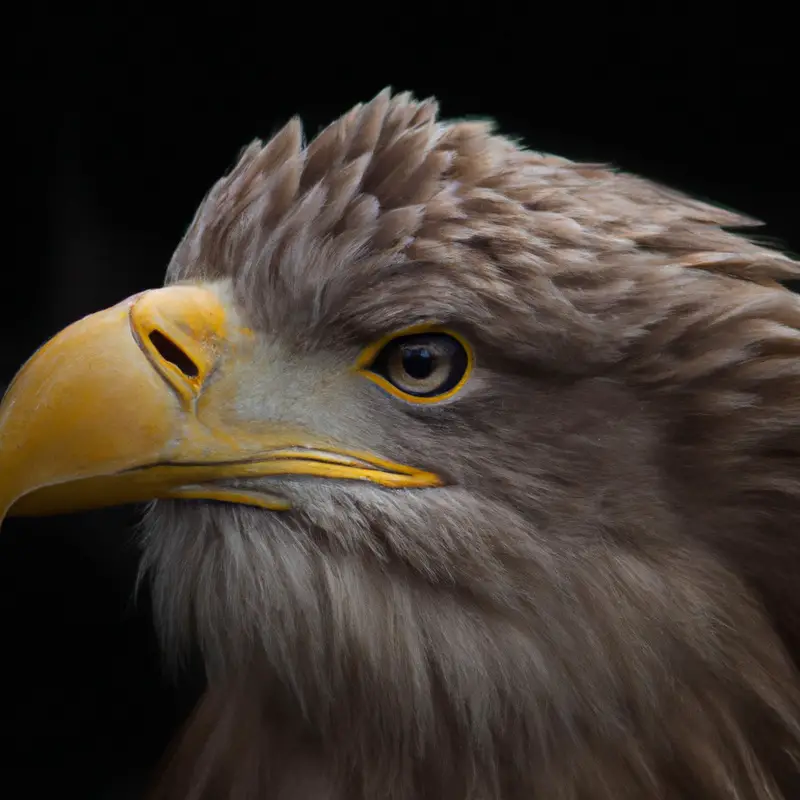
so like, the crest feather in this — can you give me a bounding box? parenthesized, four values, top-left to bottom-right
(168, 89, 799, 302)
(166, 89, 449, 288)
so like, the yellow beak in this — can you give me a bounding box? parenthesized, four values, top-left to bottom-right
(0, 285, 441, 526)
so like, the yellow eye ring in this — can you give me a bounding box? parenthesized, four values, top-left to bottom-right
(354, 324, 474, 404)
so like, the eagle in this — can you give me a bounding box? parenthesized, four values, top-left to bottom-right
(2, 90, 800, 799)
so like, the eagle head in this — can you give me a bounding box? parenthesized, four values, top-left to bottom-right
(2, 90, 800, 798)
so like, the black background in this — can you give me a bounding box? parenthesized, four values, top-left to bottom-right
(4, 8, 798, 797)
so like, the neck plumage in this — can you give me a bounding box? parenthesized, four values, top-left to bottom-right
(141, 500, 800, 800)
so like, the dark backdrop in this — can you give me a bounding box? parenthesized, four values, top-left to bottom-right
(4, 9, 798, 798)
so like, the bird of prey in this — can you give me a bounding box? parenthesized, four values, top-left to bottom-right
(2, 90, 800, 800)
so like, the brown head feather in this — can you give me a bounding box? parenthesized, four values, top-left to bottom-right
(144, 90, 800, 799)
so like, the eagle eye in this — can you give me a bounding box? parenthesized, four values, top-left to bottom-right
(356, 328, 473, 403)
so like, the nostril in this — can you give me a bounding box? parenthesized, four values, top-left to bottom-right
(148, 330, 199, 378)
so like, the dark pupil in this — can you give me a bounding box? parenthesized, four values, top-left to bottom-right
(402, 346, 435, 379)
